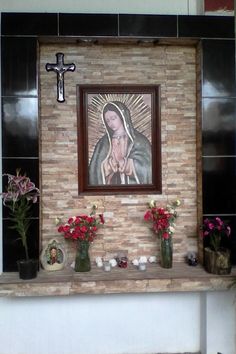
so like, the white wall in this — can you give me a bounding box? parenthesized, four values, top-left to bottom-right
(0, 1, 235, 354)
(206, 292, 236, 354)
(0, 291, 235, 354)
(0, 0, 204, 15)
(0, 293, 202, 354)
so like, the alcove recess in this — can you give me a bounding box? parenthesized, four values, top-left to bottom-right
(1, 13, 236, 295)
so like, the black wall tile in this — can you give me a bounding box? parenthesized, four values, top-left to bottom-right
(178, 15, 234, 39)
(2, 158, 39, 188)
(202, 98, 236, 156)
(2, 199, 39, 220)
(3, 219, 39, 271)
(2, 97, 38, 158)
(1, 12, 58, 36)
(202, 157, 236, 214)
(1, 12, 234, 39)
(1, 37, 37, 97)
(202, 40, 236, 98)
(119, 14, 177, 37)
(59, 13, 118, 36)
(228, 215, 236, 264)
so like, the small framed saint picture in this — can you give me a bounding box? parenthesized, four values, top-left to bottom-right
(40, 239, 66, 271)
(77, 85, 161, 194)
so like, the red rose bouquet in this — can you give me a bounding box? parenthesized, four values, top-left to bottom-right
(144, 200, 180, 268)
(57, 205, 105, 272)
(144, 200, 180, 239)
(57, 205, 105, 243)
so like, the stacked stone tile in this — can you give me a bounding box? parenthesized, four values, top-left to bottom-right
(40, 44, 197, 266)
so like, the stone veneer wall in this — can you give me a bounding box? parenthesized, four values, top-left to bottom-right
(40, 43, 197, 265)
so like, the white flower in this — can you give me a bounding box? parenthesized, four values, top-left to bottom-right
(132, 259, 139, 266)
(139, 256, 148, 264)
(149, 256, 157, 263)
(149, 200, 156, 208)
(109, 258, 117, 267)
(169, 226, 175, 233)
(55, 217, 61, 225)
(176, 200, 181, 206)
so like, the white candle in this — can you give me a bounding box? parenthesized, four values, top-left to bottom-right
(104, 261, 111, 272)
(139, 263, 146, 271)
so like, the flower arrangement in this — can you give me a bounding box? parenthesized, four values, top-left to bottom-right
(57, 204, 105, 243)
(202, 217, 231, 252)
(1, 169, 40, 260)
(144, 199, 180, 239)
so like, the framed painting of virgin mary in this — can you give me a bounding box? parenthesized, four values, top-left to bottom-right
(77, 85, 161, 195)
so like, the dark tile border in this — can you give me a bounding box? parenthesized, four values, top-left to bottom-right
(1, 13, 234, 39)
(178, 15, 234, 39)
(1, 12, 58, 36)
(119, 14, 177, 38)
(59, 13, 118, 36)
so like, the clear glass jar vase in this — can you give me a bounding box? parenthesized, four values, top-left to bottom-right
(160, 237, 173, 268)
(75, 240, 91, 272)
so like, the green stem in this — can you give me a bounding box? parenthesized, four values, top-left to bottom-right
(210, 233, 221, 252)
(8, 198, 31, 260)
(21, 229, 29, 260)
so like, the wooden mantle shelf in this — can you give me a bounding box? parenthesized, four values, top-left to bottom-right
(0, 263, 235, 297)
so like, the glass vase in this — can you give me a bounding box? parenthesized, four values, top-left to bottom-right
(160, 237, 173, 268)
(75, 240, 91, 272)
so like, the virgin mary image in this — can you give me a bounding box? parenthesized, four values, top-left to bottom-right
(89, 100, 152, 185)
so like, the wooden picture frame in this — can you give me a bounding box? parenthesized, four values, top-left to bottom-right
(77, 85, 161, 195)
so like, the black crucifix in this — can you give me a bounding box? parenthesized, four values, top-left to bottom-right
(45, 52, 76, 103)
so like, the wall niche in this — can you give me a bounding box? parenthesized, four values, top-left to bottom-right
(40, 42, 197, 267)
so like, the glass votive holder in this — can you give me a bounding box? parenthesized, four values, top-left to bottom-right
(138, 263, 146, 271)
(103, 261, 111, 272)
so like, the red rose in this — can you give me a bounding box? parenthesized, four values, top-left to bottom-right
(74, 216, 80, 224)
(58, 225, 64, 233)
(81, 225, 88, 233)
(144, 211, 152, 221)
(87, 216, 94, 224)
(63, 225, 70, 232)
(68, 217, 74, 224)
(163, 232, 169, 239)
(64, 232, 71, 239)
(158, 208, 165, 215)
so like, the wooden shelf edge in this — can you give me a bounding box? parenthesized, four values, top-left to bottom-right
(0, 263, 235, 297)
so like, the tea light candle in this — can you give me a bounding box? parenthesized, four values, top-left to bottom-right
(104, 261, 111, 272)
(95, 257, 103, 268)
(109, 258, 117, 267)
(138, 263, 146, 271)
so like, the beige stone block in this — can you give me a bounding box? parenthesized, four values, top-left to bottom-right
(40, 43, 198, 262)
